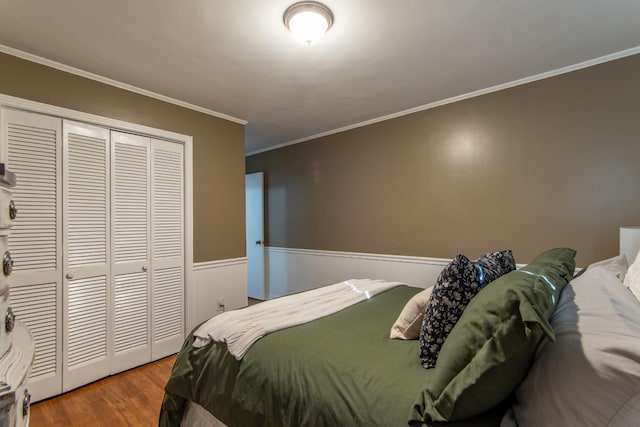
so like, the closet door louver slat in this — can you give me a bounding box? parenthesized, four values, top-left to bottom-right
(114, 139, 148, 263)
(66, 132, 108, 268)
(66, 276, 108, 368)
(7, 122, 58, 272)
(10, 283, 57, 379)
(153, 266, 183, 342)
(113, 272, 148, 355)
(152, 146, 183, 260)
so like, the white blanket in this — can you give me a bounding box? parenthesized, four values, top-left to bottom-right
(193, 278, 402, 360)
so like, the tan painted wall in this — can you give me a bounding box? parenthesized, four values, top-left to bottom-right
(247, 54, 640, 267)
(0, 52, 245, 262)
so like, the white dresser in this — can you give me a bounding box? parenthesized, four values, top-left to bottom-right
(0, 164, 34, 426)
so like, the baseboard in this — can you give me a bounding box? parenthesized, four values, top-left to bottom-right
(265, 247, 450, 299)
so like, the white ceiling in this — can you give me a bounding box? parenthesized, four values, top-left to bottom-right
(1, 0, 639, 155)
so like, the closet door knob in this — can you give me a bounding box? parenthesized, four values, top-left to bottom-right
(2, 251, 13, 276)
(9, 200, 17, 220)
(66, 272, 74, 280)
(142, 265, 148, 272)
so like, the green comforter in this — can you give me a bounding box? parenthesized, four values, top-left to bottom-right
(160, 286, 508, 427)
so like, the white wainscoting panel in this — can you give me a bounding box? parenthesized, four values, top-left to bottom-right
(191, 258, 248, 330)
(265, 247, 450, 299)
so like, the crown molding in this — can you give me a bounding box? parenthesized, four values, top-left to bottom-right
(246, 45, 640, 156)
(0, 44, 247, 126)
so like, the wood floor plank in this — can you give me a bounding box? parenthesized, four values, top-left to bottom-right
(30, 355, 177, 427)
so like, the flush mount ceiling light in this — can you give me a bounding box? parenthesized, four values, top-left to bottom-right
(283, 1, 334, 45)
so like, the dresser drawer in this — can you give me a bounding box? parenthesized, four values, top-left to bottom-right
(0, 291, 9, 358)
(0, 188, 16, 229)
(0, 321, 34, 427)
(0, 233, 16, 382)
(0, 383, 30, 427)
(0, 234, 11, 294)
(12, 384, 30, 427)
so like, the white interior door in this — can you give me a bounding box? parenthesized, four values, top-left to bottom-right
(245, 172, 265, 300)
(110, 131, 151, 374)
(62, 120, 111, 392)
(2, 108, 63, 401)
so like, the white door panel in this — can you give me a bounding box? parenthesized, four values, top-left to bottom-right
(2, 108, 63, 401)
(110, 131, 151, 373)
(246, 172, 265, 299)
(151, 139, 184, 359)
(62, 120, 110, 392)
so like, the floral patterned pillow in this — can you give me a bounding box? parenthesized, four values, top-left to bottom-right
(476, 250, 517, 283)
(419, 250, 515, 368)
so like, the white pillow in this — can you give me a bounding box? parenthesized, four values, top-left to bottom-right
(512, 266, 640, 427)
(623, 250, 640, 302)
(588, 254, 629, 281)
(389, 286, 433, 340)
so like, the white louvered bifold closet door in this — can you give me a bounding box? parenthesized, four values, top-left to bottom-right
(110, 131, 151, 374)
(151, 138, 184, 359)
(62, 120, 111, 392)
(1, 109, 63, 402)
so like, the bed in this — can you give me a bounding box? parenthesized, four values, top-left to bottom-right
(160, 247, 640, 427)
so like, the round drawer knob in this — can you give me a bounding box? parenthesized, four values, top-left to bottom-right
(23, 389, 31, 418)
(2, 251, 13, 276)
(5, 307, 15, 333)
(9, 200, 17, 220)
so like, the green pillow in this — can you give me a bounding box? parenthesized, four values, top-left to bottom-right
(409, 247, 576, 422)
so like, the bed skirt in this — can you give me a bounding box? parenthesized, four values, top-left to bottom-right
(181, 401, 228, 427)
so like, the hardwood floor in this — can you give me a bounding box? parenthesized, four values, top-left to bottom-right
(30, 355, 177, 427)
(30, 299, 259, 426)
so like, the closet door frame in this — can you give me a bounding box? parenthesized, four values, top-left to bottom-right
(0, 94, 194, 347)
